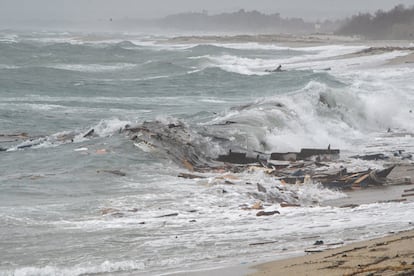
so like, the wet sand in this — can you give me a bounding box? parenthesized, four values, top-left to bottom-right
(249, 229, 414, 276)
(388, 52, 414, 65)
(323, 164, 414, 207)
(171, 164, 414, 276)
(248, 165, 414, 276)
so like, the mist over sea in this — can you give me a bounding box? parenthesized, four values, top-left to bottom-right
(1, 31, 414, 275)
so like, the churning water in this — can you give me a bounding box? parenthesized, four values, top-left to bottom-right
(1, 31, 414, 275)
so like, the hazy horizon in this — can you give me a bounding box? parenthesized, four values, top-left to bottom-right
(1, 0, 414, 26)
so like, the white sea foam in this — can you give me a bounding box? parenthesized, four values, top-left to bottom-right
(7, 118, 131, 151)
(199, 98, 227, 103)
(0, 33, 19, 43)
(205, 54, 274, 75)
(6, 260, 145, 276)
(0, 64, 19, 70)
(205, 47, 414, 153)
(200, 42, 292, 51)
(86, 118, 130, 138)
(43, 171, 414, 274)
(206, 80, 361, 152)
(200, 45, 408, 75)
(47, 63, 136, 73)
(287, 50, 410, 72)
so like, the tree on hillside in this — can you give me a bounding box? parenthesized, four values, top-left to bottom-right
(336, 5, 414, 39)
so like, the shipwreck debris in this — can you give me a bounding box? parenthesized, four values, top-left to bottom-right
(216, 150, 261, 164)
(178, 173, 206, 179)
(351, 153, 388, 161)
(123, 121, 403, 195)
(156, 213, 179, 218)
(256, 210, 280, 216)
(270, 148, 340, 162)
(97, 169, 126, 177)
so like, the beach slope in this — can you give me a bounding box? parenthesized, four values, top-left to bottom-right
(250, 230, 414, 276)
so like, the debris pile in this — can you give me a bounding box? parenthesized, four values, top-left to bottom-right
(123, 120, 411, 192)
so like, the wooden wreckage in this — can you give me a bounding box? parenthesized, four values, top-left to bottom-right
(215, 149, 396, 190)
(1, 120, 399, 191)
(124, 120, 398, 190)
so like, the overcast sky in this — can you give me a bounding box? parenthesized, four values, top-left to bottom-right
(1, 0, 414, 22)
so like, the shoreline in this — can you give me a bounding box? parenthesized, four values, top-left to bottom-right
(166, 33, 414, 47)
(166, 33, 414, 66)
(249, 229, 414, 276)
(169, 164, 414, 276)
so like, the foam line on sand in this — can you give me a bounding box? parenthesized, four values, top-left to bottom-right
(249, 229, 414, 276)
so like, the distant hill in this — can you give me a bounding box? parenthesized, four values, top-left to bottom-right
(157, 10, 312, 33)
(126, 9, 341, 34)
(336, 5, 414, 39)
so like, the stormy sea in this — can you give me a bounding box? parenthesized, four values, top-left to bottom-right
(1, 31, 414, 276)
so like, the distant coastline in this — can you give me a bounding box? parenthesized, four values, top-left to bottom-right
(166, 33, 361, 46)
(167, 33, 414, 48)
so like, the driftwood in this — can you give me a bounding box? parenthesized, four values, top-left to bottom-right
(280, 203, 301, 207)
(351, 153, 388, 161)
(256, 210, 280, 216)
(378, 199, 406, 203)
(216, 150, 261, 164)
(156, 213, 179, 218)
(271, 148, 340, 161)
(97, 170, 126, 177)
(249, 240, 278, 246)
(178, 173, 206, 179)
(270, 165, 396, 190)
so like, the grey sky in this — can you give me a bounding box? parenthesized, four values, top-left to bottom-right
(1, 0, 414, 22)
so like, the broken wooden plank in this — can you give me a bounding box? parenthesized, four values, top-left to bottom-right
(249, 240, 278, 246)
(216, 150, 259, 164)
(97, 170, 126, 176)
(178, 173, 206, 179)
(297, 148, 340, 160)
(156, 213, 179, 218)
(280, 203, 301, 207)
(182, 159, 194, 171)
(305, 248, 325, 253)
(353, 173, 370, 186)
(377, 199, 407, 203)
(256, 210, 280, 216)
(375, 165, 396, 178)
(351, 153, 388, 160)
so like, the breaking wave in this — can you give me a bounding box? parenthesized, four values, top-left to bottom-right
(46, 63, 137, 73)
(212, 77, 413, 157)
(7, 74, 413, 159)
(4, 260, 144, 276)
(7, 118, 130, 151)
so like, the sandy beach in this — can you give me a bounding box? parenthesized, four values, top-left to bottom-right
(250, 229, 414, 276)
(246, 164, 414, 275)
(168, 164, 414, 276)
(388, 52, 414, 65)
(246, 165, 414, 276)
